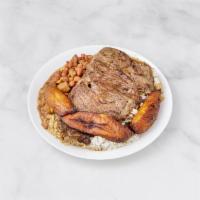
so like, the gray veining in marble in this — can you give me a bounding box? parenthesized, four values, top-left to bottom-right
(0, 0, 200, 199)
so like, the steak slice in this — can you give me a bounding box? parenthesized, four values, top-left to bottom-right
(69, 47, 154, 121)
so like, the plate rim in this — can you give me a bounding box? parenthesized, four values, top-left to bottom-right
(27, 45, 173, 160)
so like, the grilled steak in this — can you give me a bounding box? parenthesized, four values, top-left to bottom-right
(69, 47, 155, 121)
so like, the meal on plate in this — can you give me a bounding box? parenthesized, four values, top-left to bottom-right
(38, 47, 163, 151)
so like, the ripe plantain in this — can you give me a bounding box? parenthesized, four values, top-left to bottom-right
(62, 112, 132, 142)
(44, 86, 75, 116)
(131, 90, 161, 134)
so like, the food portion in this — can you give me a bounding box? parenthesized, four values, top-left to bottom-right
(62, 112, 132, 142)
(37, 54, 93, 146)
(38, 47, 163, 151)
(70, 47, 155, 120)
(44, 86, 75, 116)
(131, 90, 161, 134)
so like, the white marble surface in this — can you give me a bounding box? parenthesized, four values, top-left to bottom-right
(0, 0, 200, 199)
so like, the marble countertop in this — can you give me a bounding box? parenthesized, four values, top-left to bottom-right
(0, 0, 200, 199)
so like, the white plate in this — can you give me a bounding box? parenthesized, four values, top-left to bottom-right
(27, 45, 173, 160)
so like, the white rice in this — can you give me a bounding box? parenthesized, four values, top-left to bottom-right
(90, 134, 140, 151)
(152, 68, 162, 90)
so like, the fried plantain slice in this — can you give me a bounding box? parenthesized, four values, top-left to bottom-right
(62, 112, 132, 142)
(131, 90, 161, 134)
(44, 86, 75, 116)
